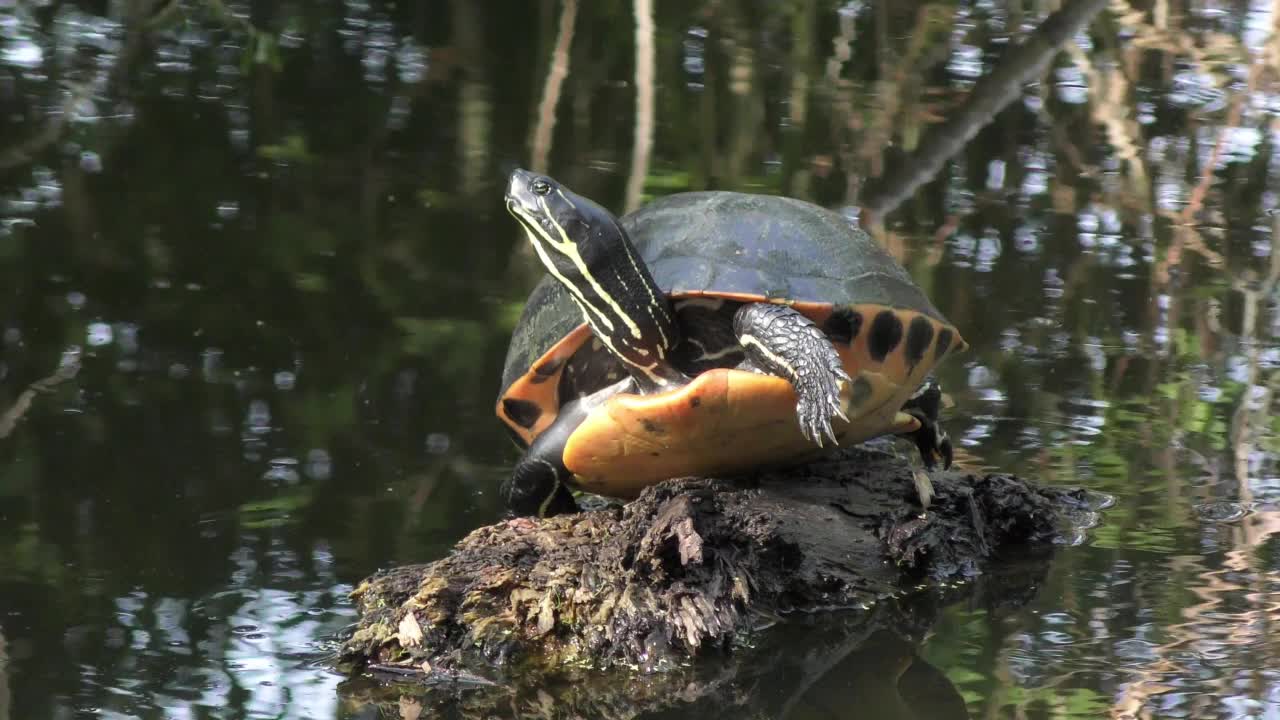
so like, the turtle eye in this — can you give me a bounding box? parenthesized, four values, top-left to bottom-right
(531, 179, 552, 196)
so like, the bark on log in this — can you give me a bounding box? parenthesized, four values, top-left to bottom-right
(337, 445, 1085, 710)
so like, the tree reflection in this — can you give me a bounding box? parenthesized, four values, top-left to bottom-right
(1, 0, 1278, 718)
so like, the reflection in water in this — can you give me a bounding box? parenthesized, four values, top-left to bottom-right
(1, 0, 1279, 718)
(782, 632, 968, 720)
(940, 547, 1280, 719)
(625, 0, 656, 213)
(49, 548, 356, 718)
(0, 351, 81, 440)
(0, 627, 8, 720)
(860, 0, 1111, 219)
(530, 0, 578, 175)
(337, 569, 1045, 719)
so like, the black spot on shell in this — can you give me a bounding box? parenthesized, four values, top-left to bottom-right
(502, 398, 543, 429)
(848, 377, 873, 409)
(935, 328, 954, 359)
(823, 307, 863, 344)
(689, 396, 702, 408)
(868, 310, 904, 363)
(905, 316, 935, 370)
(529, 356, 565, 384)
(640, 418, 665, 435)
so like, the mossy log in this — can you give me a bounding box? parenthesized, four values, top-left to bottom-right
(338, 446, 1085, 698)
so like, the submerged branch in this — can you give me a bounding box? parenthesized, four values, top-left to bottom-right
(529, 0, 578, 174)
(0, 350, 82, 440)
(0, 84, 92, 172)
(0, 627, 8, 720)
(624, 0, 656, 214)
(859, 0, 1111, 219)
(1063, 41, 1150, 204)
(1228, 214, 1280, 494)
(1179, 61, 1269, 224)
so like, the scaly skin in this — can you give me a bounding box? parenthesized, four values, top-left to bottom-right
(732, 303, 851, 446)
(900, 377, 953, 470)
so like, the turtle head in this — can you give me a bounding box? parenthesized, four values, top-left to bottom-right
(504, 169, 616, 277)
(504, 168, 686, 391)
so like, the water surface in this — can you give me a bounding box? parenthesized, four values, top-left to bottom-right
(1, 1, 1278, 718)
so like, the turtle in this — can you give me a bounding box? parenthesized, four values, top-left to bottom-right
(498, 169, 966, 517)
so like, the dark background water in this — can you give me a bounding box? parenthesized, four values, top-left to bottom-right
(1, 1, 1278, 718)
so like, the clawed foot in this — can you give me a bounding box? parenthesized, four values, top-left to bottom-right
(732, 303, 852, 448)
(901, 377, 953, 470)
(794, 352, 851, 447)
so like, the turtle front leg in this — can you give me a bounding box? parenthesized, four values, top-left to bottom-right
(733, 303, 851, 446)
(900, 377, 953, 470)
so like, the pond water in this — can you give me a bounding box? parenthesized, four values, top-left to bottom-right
(2, 1, 1278, 718)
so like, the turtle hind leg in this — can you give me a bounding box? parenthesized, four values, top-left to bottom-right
(900, 377, 953, 470)
(506, 431, 578, 517)
(504, 377, 633, 517)
(505, 411, 582, 517)
(732, 303, 851, 446)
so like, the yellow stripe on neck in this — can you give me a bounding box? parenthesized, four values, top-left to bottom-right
(534, 196, 646, 342)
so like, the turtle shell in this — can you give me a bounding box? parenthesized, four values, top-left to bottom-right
(497, 192, 966, 494)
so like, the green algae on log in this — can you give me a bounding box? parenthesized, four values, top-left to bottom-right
(337, 446, 1078, 678)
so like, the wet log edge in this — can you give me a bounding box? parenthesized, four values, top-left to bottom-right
(338, 446, 1084, 678)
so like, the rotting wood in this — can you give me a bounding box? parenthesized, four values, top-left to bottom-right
(337, 444, 1087, 695)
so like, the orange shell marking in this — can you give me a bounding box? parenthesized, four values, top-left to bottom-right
(497, 324, 594, 446)
(499, 297, 968, 497)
